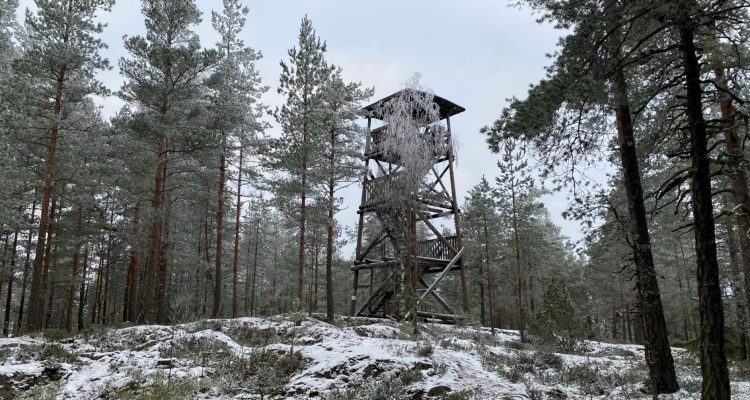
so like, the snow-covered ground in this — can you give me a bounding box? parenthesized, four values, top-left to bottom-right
(0, 316, 748, 399)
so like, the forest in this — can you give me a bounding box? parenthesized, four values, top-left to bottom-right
(0, 0, 750, 399)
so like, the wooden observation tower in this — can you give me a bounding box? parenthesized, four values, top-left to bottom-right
(349, 89, 469, 324)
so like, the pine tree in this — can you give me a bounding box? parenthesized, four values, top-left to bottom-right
(494, 139, 535, 341)
(483, 0, 679, 392)
(319, 71, 372, 322)
(119, 0, 218, 323)
(463, 176, 501, 327)
(206, 0, 266, 318)
(12, 0, 114, 333)
(268, 16, 333, 317)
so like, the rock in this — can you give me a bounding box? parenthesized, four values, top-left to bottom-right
(156, 359, 174, 368)
(362, 359, 395, 379)
(427, 385, 451, 396)
(413, 361, 432, 371)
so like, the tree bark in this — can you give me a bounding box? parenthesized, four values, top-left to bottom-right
(3, 229, 19, 336)
(602, 0, 679, 392)
(510, 172, 525, 342)
(678, 12, 730, 399)
(125, 204, 140, 322)
(16, 199, 36, 335)
(712, 48, 750, 357)
(250, 215, 260, 316)
(725, 217, 748, 360)
(40, 197, 58, 330)
(213, 133, 227, 318)
(77, 246, 88, 331)
(64, 208, 83, 332)
(325, 126, 336, 322)
(232, 147, 243, 318)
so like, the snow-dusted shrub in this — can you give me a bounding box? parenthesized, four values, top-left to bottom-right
(527, 280, 582, 352)
(216, 348, 307, 397)
(532, 351, 563, 371)
(413, 340, 434, 357)
(114, 370, 203, 400)
(15, 380, 61, 400)
(322, 367, 423, 400)
(38, 343, 79, 364)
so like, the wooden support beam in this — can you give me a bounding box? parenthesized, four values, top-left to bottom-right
(431, 166, 452, 202)
(356, 273, 395, 316)
(415, 311, 464, 322)
(418, 198, 453, 210)
(419, 278, 456, 315)
(356, 228, 386, 262)
(446, 116, 470, 314)
(350, 259, 398, 271)
(415, 210, 459, 254)
(352, 116, 373, 316)
(404, 247, 464, 320)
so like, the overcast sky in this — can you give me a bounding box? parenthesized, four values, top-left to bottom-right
(17, 0, 607, 253)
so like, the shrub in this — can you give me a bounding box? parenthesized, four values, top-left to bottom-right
(39, 343, 79, 363)
(414, 340, 434, 357)
(533, 352, 563, 371)
(527, 281, 582, 352)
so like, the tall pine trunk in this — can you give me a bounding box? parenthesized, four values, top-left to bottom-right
(297, 119, 308, 320)
(3, 229, 19, 336)
(250, 217, 260, 316)
(325, 127, 336, 322)
(213, 134, 227, 318)
(232, 147, 243, 318)
(64, 208, 83, 332)
(510, 178, 525, 341)
(603, 0, 679, 391)
(125, 204, 140, 322)
(712, 51, 750, 352)
(725, 217, 748, 360)
(77, 246, 88, 331)
(678, 12, 730, 398)
(27, 64, 67, 332)
(16, 199, 36, 335)
(145, 135, 167, 323)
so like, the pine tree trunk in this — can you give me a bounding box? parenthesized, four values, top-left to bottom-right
(64, 208, 83, 332)
(44, 241, 58, 329)
(77, 246, 88, 331)
(325, 134, 336, 322)
(602, 0, 679, 390)
(725, 217, 748, 360)
(511, 183, 525, 341)
(0, 234, 9, 305)
(482, 214, 491, 327)
(232, 147, 243, 319)
(3, 229, 19, 336)
(16, 199, 36, 335)
(91, 255, 103, 324)
(125, 204, 140, 322)
(250, 218, 260, 316)
(145, 135, 167, 323)
(297, 139, 308, 320)
(712, 53, 750, 356)
(157, 180, 171, 324)
(213, 134, 227, 318)
(678, 13, 730, 399)
(27, 66, 67, 332)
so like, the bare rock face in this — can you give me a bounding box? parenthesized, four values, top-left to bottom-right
(427, 384, 452, 396)
(0, 363, 67, 399)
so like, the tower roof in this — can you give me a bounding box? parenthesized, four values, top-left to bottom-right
(363, 89, 465, 121)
